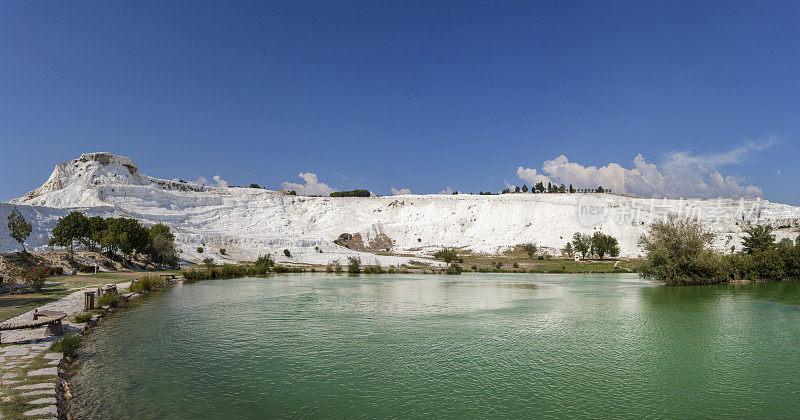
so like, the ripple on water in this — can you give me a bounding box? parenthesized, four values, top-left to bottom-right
(70, 274, 800, 419)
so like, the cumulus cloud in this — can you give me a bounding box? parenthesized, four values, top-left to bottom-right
(516, 139, 774, 199)
(193, 175, 229, 188)
(439, 187, 455, 195)
(391, 187, 411, 195)
(281, 172, 335, 196)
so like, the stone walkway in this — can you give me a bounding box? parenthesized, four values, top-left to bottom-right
(0, 282, 131, 419)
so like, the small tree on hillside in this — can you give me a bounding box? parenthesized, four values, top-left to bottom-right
(572, 233, 592, 259)
(521, 243, 537, 259)
(562, 242, 574, 257)
(7, 207, 32, 252)
(521, 184, 529, 193)
(741, 225, 776, 254)
(347, 256, 361, 273)
(433, 247, 459, 263)
(590, 232, 620, 259)
(569, 184, 575, 193)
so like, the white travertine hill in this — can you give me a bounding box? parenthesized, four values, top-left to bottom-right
(4, 152, 800, 265)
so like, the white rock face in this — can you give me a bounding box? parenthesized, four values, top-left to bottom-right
(4, 153, 800, 264)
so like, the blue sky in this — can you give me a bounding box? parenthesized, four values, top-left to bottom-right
(1, 0, 798, 203)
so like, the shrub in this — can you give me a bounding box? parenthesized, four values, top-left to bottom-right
(471, 265, 477, 271)
(98, 292, 123, 308)
(512, 262, 519, 268)
(433, 247, 458, 263)
(197, 247, 204, 253)
(325, 264, 334, 273)
(637, 216, 729, 285)
(74, 312, 92, 323)
(221, 263, 245, 278)
(333, 261, 342, 273)
(21, 266, 50, 292)
(347, 257, 361, 274)
(363, 265, 384, 274)
(50, 333, 81, 358)
(283, 249, 291, 258)
(445, 264, 462, 275)
(521, 243, 537, 259)
(219, 248, 227, 255)
(78, 265, 95, 273)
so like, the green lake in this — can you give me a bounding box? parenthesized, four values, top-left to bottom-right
(69, 273, 800, 418)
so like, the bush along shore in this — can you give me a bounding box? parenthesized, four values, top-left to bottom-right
(637, 216, 800, 285)
(55, 274, 179, 418)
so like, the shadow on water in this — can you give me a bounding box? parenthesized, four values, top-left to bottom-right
(639, 279, 800, 309)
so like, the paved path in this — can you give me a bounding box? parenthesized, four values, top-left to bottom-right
(0, 282, 131, 418)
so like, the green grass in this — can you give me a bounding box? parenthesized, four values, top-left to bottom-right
(74, 312, 93, 323)
(0, 354, 59, 418)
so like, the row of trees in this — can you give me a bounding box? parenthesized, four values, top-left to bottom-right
(496, 183, 609, 195)
(569, 232, 620, 259)
(638, 217, 800, 285)
(49, 211, 179, 268)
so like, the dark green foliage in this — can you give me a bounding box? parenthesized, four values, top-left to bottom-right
(562, 242, 574, 257)
(197, 247, 204, 253)
(512, 262, 519, 268)
(7, 207, 32, 251)
(433, 247, 459, 263)
(569, 184, 575, 193)
(247, 254, 275, 275)
(283, 249, 291, 257)
(50, 333, 82, 358)
(521, 243, 537, 259)
(471, 265, 478, 271)
(778, 238, 794, 249)
(445, 263, 462, 275)
(98, 292, 123, 308)
(637, 216, 728, 285)
(534, 182, 545, 193)
(249, 183, 261, 189)
(74, 312, 92, 323)
(596, 186, 605, 193)
(514, 186, 520, 193)
(363, 265, 385, 274)
(330, 189, 370, 197)
(521, 184, 528, 192)
(590, 232, 620, 259)
(572, 233, 592, 259)
(49, 211, 89, 260)
(741, 225, 776, 254)
(347, 257, 361, 273)
(219, 248, 226, 255)
(146, 224, 178, 267)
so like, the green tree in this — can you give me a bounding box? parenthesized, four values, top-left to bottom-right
(547, 182, 553, 193)
(741, 225, 776, 254)
(347, 256, 361, 273)
(514, 186, 520, 193)
(596, 186, 605, 193)
(146, 223, 178, 267)
(7, 207, 32, 252)
(590, 232, 620, 259)
(572, 233, 591, 259)
(534, 182, 545, 193)
(283, 249, 291, 257)
(637, 216, 727, 285)
(433, 247, 459, 263)
(778, 237, 795, 249)
(569, 184, 575, 193)
(521, 184, 529, 193)
(49, 211, 89, 261)
(249, 183, 261, 189)
(562, 242, 574, 257)
(87, 216, 107, 251)
(521, 243, 537, 259)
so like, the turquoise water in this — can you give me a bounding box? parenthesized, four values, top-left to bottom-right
(70, 274, 800, 418)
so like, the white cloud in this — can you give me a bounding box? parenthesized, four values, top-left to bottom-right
(212, 175, 228, 188)
(516, 139, 773, 199)
(282, 172, 335, 196)
(391, 187, 411, 195)
(439, 187, 455, 195)
(193, 175, 229, 188)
